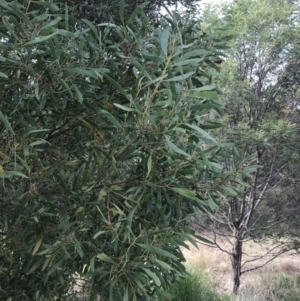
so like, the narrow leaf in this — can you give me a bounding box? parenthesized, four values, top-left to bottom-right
(171, 187, 198, 201)
(164, 135, 189, 157)
(41, 16, 62, 31)
(103, 74, 129, 99)
(82, 19, 99, 39)
(99, 109, 122, 128)
(96, 253, 114, 263)
(137, 244, 177, 259)
(0, 72, 8, 78)
(73, 85, 83, 104)
(184, 123, 218, 144)
(123, 285, 128, 301)
(113, 103, 137, 112)
(41, 257, 51, 271)
(6, 171, 28, 178)
(142, 268, 161, 286)
(146, 155, 152, 178)
(24, 33, 57, 46)
(165, 71, 195, 82)
(160, 29, 170, 57)
(34, 1, 59, 11)
(32, 238, 43, 255)
(0, 111, 14, 134)
(154, 259, 173, 271)
(173, 58, 204, 66)
(186, 91, 220, 100)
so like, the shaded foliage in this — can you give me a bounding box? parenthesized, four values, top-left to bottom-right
(0, 0, 240, 300)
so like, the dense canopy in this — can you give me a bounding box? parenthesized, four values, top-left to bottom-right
(0, 0, 244, 300)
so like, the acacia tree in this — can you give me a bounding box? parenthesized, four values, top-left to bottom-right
(0, 1, 246, 300)
(199, 0, 300, 293)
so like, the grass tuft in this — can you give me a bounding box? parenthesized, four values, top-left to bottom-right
(158, 270, 229, 301)
(236, 274, 300, 301)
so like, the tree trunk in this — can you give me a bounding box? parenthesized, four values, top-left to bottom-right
(231, 228, 243, 294)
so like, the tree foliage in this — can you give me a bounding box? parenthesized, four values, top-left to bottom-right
(201, 0, 300, 293)
(0, 1, 237, 300)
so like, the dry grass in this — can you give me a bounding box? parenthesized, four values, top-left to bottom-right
(182, 238, 300, 295)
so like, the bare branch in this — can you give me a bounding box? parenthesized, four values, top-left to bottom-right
(240, 246, 293, 275)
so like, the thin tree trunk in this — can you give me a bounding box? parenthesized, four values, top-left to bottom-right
(231, 228, 243, 294)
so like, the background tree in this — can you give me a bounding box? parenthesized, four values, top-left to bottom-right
(0, 1, 244, 300)
(199, 0, 300, 293)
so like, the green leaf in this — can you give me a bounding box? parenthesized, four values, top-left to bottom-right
(9, 4, 32, 28)
(155, 88, 173, 108)
(142, 268, 161, 286)
(99, 109, 122, 129)
(243, 165, 261, 173)
(123, 285, 128, 301)
(130, 55, 152, 80)
(31, 14, 50, 23)
(29, 140, 48, 146)
(90, 256, 95, 272)
(0, 0, 9, 10)
(146, 155, 152, 178)
(33, 1, 59, 11)
(160, 29, 170, 57)
(240, 171, 253, 178)
(165, 71, 195, 82)
(164, 135, 189, 157)
(73, 85, 83, 104)
(186, 91, 220, 100)
(25, 33, 57, 46)
(193, 235, 214, 245)
(64, 68, 96, 78)
(52, 28, 78, 38)
(47, 258, 64, 275)
(173, 58, 204, 66)
(113, 103, 137, 112)
(41, 16, 62, 31)
(93, 231, 106, 239)
(184, 123, 218, 144)
(154, 259, 173, 271)
(28, 260, 43, 274)
(21, 128, 50, 139)
(96, 253, 114, 263)
(82, 19, 99, 39)
(223, 186, 238, 196)
(171, 187, 198, 201)
(6, 171, 28, 178)
(137, 244, 178, 260)
(128, 1, 149, 23)
(65, 2, 69, 30)
(0, 111, 14, 134)
(180, 49, 209, 60)
(0, 72, 8, 78)
(58, 78, 73, 96)
(103, 74, 129, 100)
(189, 84, 216, 92)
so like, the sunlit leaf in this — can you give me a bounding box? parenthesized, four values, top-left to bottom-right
(32, 238, 43, 255)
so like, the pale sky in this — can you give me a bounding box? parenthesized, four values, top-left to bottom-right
(200, 0, 233, 6)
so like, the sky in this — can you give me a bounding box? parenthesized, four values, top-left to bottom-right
(203, 0, 233, 3)
(200, 0, 233, 7)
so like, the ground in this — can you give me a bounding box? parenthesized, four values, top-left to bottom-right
(182, 238, 300, 294)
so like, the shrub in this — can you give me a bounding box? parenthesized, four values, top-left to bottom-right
(158, 270, 229, 301)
